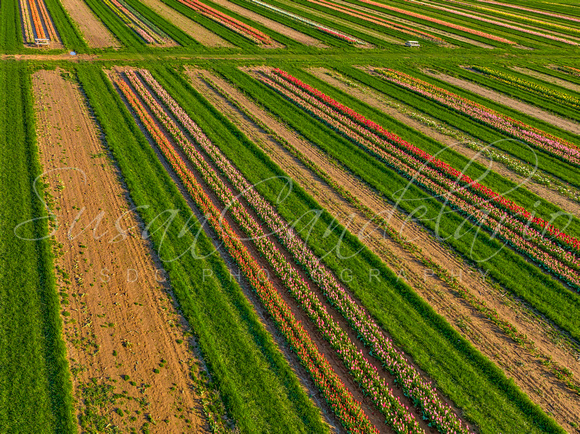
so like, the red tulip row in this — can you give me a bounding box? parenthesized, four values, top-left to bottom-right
(254, 68, 580, 288)
(112, 72, 377, 434)
(354, 0, 516, 44)
(272, 68, 580, 255)
(304, 0, 444, 43)
(178, 0, 273, 45)
(136, 68, 475, 434)
(125, 69, 423, 433)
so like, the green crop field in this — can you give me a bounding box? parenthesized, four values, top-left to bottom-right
(1, 0, 580, 432)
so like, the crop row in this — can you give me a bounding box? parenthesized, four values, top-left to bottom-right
(351, 0, 515, 44)
(179, 0, 272, 44)
(112, 71, 378, 433)
(405, 0, 578, 45)
(475, 0, 580, 23)
(255, 67, 580, 289)
(125, 68, 422, 433)
(302, 0, 443, 43)
(250, 0, 366, 45)
(136, 67, 474, 434)
(373, 68, 580, 167)
(19, 0, 59, 44)
(102, 0, 171, 44)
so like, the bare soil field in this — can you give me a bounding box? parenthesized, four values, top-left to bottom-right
(186, 67, 580, 432)
(425, 69, 580, 135)
(209, 0, 327, 47)
(32, 69, 208, 433)
(140, 0, 234, 47)
(60, 0, 120, 48)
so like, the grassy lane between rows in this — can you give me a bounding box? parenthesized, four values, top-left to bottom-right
(75, 64, 329, 434)
(156, 63, 565, 434)
(0, 62, 75, 433)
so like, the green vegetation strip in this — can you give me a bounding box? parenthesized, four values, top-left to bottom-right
(0, 62, 75, 433)
(75, 64, 328, 434)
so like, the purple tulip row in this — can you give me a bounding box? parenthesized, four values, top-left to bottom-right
(136, 68, 477, 434)
(124, 69, 424, 434)
(254, 68, 580, 289)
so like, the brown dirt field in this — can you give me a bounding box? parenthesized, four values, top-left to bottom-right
(425, 69, 580, 135)
(512, 66, 580, 94)
(33, 69, 209, 433)
(60, 0, 119, 48)
(208, 0, 327, 47)
(319, 67, 580, 219)
(187, 67, 580, 432)
(140, 0, 233, 47)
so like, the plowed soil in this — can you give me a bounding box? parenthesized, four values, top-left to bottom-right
(186, 67, 580, 433)
(33, 69, 208, 433)
(60, 0, 120, 48)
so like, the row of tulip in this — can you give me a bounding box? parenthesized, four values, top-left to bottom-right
(373, 68, 580, 168)
(126, 69, 426, 433)
(254, 68, 580, 288)
(470, 66, 580, 109)
(19, 0, 35, 43)
(558, 66, 580, 78)
(250, 0, 366, 45)
(354, 0, 516, 44)
(475, 0, 580, 24)
(406, 0, 578, 45)
(136, 68, 474, 434)
(440, 0, 580, 35)
(272, 68, 580, 254)
(112, 71, 377, 434)
(19, 0, 59, 43)
(103, 0, 171, 44)
(179, 0, 273, 44)
(304, 0, 444, 43)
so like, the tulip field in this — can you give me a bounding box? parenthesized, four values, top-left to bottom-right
(1, 0, 580, 433)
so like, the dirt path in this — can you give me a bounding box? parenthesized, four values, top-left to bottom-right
(140, 0, 233, 47)
(208, 0, 327, 47)
(424, 69, 580, 135)
(60, 0, 119, 48)
(33, 69, 209, 433)
(512, 66, 580, 94)
(312, 67, 580, 220)
(186, 67, 580, 432)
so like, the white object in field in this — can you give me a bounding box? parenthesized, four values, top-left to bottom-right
(35, 38, 50, 46)
(405, 40, 421, 47)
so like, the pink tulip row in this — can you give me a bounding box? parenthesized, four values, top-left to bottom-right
(474, 0, 580, 24)
(305, 0, 444, 43)
(272, 68, 580, 255)
(373, 68, 580, 169)
(113, 72, 378, 434)
(178, 0, 273, 44)
(126, 69, 424, 434)
(406, 0, 578, 45)
(355, 0, 516, 44)
(136, 68, 475, 434)
(254, 68, 580, 288)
